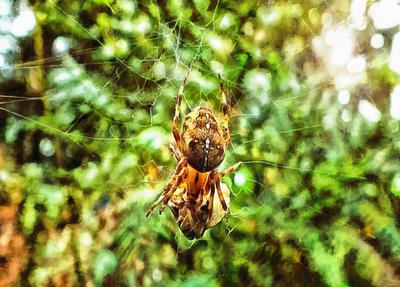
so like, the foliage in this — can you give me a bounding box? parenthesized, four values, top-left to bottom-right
(1, 0, 400, 286)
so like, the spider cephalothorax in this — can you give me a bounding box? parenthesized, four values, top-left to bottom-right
(146, 74, 240, 238)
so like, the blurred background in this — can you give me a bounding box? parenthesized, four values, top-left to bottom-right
(1, 0, 400, 286)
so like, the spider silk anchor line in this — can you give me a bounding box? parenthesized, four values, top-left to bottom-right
(146, 74, 241, 239)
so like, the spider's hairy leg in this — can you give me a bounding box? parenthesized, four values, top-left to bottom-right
(159, 167, 188, 214)
(168, 143, 182, 161)
(172, 72, 189, 150)
(147, 166, 187, 216)
(215, 179, 228, 211)
(206, 184, 215, 224)
(202, 171, 214, 196)
(146, 159, 187, 217)
(191, 178, 207, 216)
(219, 162, 241, 179)
(218, 74, 231, 146)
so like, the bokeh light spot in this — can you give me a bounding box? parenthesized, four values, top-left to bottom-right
(389, 32, 400, 75)
(39, 138, 55, 157)
(370, 33, 384, 49)
(358, 100, 381, 123)
(234, 172, 246, 187)
(11, 6, 36, 37)
(338, 90, 350, 105)
(390, 85, 400, 120)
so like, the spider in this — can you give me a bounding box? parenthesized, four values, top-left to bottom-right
(146, 73, 241, 237)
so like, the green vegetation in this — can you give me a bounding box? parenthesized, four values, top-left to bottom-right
(1, 0, 400, 286)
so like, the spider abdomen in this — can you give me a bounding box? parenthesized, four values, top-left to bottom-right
(181, 106, 225, 172)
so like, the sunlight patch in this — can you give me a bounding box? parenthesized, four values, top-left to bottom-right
(391, 173, 400, 196)
(219, 13, 235, 30)
(341, 110, 352, 123)
(0, 0, 11, 16)
(152, 269, 162, 282)
(0, 35, 16, 53)
(324, 26, 354, 66)
(234, 172, 246, 187)
(117, 0, 136, 13)
(11, 6, 36, 37)
(39, 138, 55, 157)
(257, 6, 281, 26)
(390, 85, 400, 120)
(338, 90, 350, 105)
(152, 61, 166, 79)
(350, 0, 367, 30)
(347, 55, 366, 73)
(206, 32, 234, 58)
(369, 0, 400, 30)
(370, 33, 384, 49)
(80, 232, 93, 248)
(243, 68, 271, 104)
(138, 128, 165, 149)
(389, 33, 400, 75)
(52, 36, 71, 55)
(358, 100, 381, 123)
(132, 14, 151, 35)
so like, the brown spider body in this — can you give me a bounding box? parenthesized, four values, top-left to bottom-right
(184, 163, 209, 203)
(146, 74, 241, 239)
(181, 106, 226, 173)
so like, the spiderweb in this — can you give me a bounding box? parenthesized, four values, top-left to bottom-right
(0, 2, 389, 205)
(1, 0, 399, 284)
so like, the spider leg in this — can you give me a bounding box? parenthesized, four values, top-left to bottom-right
(147, 166, 187, 216)
(218, 74, 231, 146)
(197, 188, 204, 209)
(173, 72, 189, 150)
(193, 171, 213, 211)
(146, 159, 187, 217)
(201, 175, 210, 195)
(206, 184, 215, 225)
(219, 162, 241, 179)
(159, 167, 188, 214)
(215, 179, 228, 211)
(168, 143, 182, 161)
